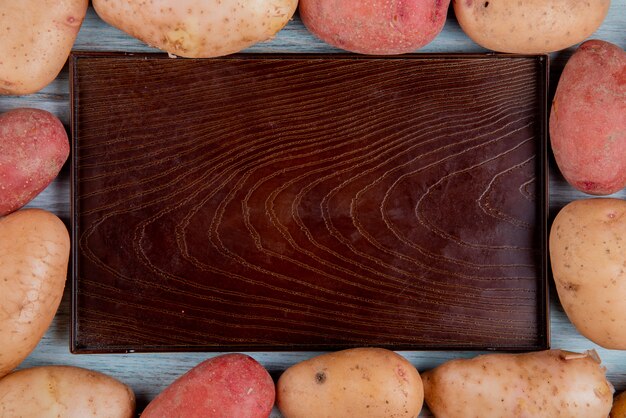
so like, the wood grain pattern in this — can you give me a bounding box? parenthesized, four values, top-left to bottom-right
(72, 54, 547, 352)
(0, 3, 622, 416)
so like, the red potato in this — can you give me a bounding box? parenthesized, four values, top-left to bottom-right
(141, 354, 274, 418)
(0, 108, 69, 216)
(299, 0, 451, 55)
(423, 350, 614, 418)
(550, 40, 626, 195)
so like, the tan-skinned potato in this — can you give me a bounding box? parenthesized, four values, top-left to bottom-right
(611, 391, 626, 418)
(0, 366, 135, 418)
(423, 349, 614, 418)
(0, 209, 70, 378)
(453, 0, 610, 53)
(550, 198, 626, 349)
(277, 347, 424, 418)
(93, 0, 298, 58)
(0, 0, 88, 95)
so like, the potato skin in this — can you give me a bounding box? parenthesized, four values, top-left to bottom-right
(0, 0, 88, 95)
(277, 347, 423, 418)
(611, 391, 626, 418)
(0, 109, 70, 216)
(0, 209, 70, 378)
(300, 0, 450, 55)
(141, 354, 274, 418)
(423, 350, 614, 418)
(93, 0, 298, 58)
(0, 366, 135, 418)
(550, 40, 626, 195)
(550, 198, 626, 349)
(453, 0, 610, 53)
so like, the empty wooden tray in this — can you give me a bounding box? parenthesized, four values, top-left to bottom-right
(70, 53, 549, 353)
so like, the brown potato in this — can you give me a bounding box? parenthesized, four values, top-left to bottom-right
(423, 350, 613, 418)
(277, 347, 423, 418)
(611, 391, 626, 418)
(93, 0, 298, 58)
(0, 209, 69, 378)
(0, 366, 135, 418)
(550, 198, 626, 349)
(0, 0, 88, 95)
(453, 0, 610, 53)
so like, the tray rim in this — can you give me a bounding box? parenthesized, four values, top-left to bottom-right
(69, 52, 550, 354)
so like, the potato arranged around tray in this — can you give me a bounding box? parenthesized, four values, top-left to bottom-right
(0, 0, 625, 417)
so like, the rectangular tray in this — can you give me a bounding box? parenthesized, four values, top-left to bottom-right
(70, 52, 549, 353)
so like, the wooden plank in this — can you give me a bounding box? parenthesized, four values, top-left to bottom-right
(0, 2, 623, 416)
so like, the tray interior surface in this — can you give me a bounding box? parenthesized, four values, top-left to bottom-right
(71, 53, 548, 353)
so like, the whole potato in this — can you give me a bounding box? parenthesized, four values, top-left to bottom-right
(423, 350, 614, 418)
(276, 348, 423, 418)
(300, 0, 450, 54)
(0, 0, 88, 95)
(0, 366, 135, 418)
(141, 354, 274, 418)
(93, 0, 298, 58)
(453, 0, 610, 53)
(550, 198, 626, 349)
(611, 391, 626, 418)
(0, 109, 69, 216)
(550, 40, 626, 195)
(0, 209, 70, 378)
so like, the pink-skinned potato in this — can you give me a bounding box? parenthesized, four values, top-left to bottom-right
(550, 40, 626, 195)
(0, 108, 69, 216)
(299, 0, 451, 55)
(141, 354, 275, 418)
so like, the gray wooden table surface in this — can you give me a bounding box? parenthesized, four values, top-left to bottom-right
(1, 3, 625, 416)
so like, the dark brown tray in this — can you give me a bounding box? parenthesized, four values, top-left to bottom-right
(70, 52, 549, 353)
